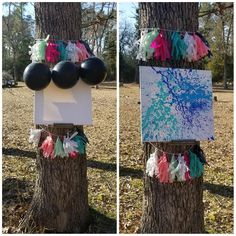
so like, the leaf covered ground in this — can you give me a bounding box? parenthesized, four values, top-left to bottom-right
(2, 82, 116, 233)
(119, 84, 233, 233)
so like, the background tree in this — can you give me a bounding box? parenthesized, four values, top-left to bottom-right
(139, 3, 204, 233)
(20, 3, 90, 233)
(199, 2, 233, 89)
(2, 3, 34, 81)
(119, 12, 138, 83)
(103, 29, 116, 81)
(81, 2, 116, 82)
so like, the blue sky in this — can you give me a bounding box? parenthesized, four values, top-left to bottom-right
(119, 2, 138, 30)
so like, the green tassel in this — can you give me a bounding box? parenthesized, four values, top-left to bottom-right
(171, 32, 187, 60)
(38, 40, 47, 61)
(72, 135, 87, 155)
(169, 154, 178, 182)
(189, 151, 204, 178)
(144, 30, 159, 58)
(54, 137, 67, 158)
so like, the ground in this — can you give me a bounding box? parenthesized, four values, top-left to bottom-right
(2, 82, 116, 233)
(119, 84, 233, 233)
(2, 82, 234, 233)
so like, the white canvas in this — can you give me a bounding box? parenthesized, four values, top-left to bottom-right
(34, 79, 92, 125)
(140, 66, 214, 142)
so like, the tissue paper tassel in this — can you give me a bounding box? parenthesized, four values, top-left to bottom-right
(40, 135, 54, 159)
(57, 41, 67, 61)
(76, 41, 90, 61)
(143, 30, 159, 60)
(189, 150, 204, 178)
(136, 29, 149, 61)
(66, 41, 80, 63)
(175, 154, 189, 181)
(184, 152, 191, 181)
(157, 152, 170, 183)
(63, 132, 79, 156)
(151, 30, 171, 62)
(72, 134, 88, 155)
(193, 34, 209, 60)
(45, 42, 60, 63)
(171, 32, 187, 60)
(54, 137, 67, 158)
(29, 128, 42, 147)
(183, 32, 198, 62)
(146, 149, 158, 177)
(169, 154, 178, 182)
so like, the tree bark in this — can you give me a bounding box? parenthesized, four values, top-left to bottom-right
(20, 3, 90, 233)
(139, 3, 205, 233)
(222, 19, 228, 89)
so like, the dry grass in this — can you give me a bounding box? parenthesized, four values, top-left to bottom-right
(119, 83, 233, 233)
(2, 82, 116, 233)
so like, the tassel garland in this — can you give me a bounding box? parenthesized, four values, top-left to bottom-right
(29, 129, 88, 160)
(29, 37, 92, 64)
(136, 29, 212, 62)
(146, 145, 206, 183)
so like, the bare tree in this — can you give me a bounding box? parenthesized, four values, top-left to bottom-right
(20, 3, 89, 233)
(139, 3, 205, 233)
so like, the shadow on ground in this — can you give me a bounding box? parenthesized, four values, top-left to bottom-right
(3, 148, 36, 158)
(88, 159, 143, 179)
(88, 208, 116, 233)
(203, 182, 233, 198)
(2, 177, 116, 233)
(2, 177, 34, 206)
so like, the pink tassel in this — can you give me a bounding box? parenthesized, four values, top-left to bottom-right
(157, 153, 170, 183)
(151, 30, 171, 62)
(45, 42, 60, 63)
(69, 151, 79, 159)
(184, 152, 191, 181)
(76, 42, 90, 61)
(193, 34, 209, 60)
(40, 134, 54, 159)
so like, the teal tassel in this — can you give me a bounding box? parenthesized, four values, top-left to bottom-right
(189, 151, 204, 178)
(57, 41, 67, 61)
(54, 137, 67, 158)
(72, 135, 88, 155)
(171, 32, 187, 60)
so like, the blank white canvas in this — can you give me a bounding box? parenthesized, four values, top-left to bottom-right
(34, 80, 92, 125)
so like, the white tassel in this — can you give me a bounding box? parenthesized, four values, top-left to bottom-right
(146, 148, 158, 177)
(66, 41, 81, 63)
(29, 129, 42, 147)
(136, 29, 148, 61)
(63, 132, 78, 156)
(176, 154, 189, 181)
(29, 44, 38, 61)
(183, 32, 197, 62)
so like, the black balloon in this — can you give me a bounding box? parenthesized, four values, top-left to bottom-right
(23, 63, 51, 91)
(52, 61, 79, 89)
(79, 57, 107, 85)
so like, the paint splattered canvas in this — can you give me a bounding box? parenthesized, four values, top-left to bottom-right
(140, 66, 214, 142)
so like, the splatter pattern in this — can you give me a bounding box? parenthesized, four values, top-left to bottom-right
(140, 66, 214, 142)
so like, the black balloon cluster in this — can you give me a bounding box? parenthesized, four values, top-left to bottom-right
(23, 57, 107, 90)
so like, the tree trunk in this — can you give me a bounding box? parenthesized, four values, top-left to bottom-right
(20, 3, 90, 233)
(222, 19, 228, 89)
(139, 3, 205, 233)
